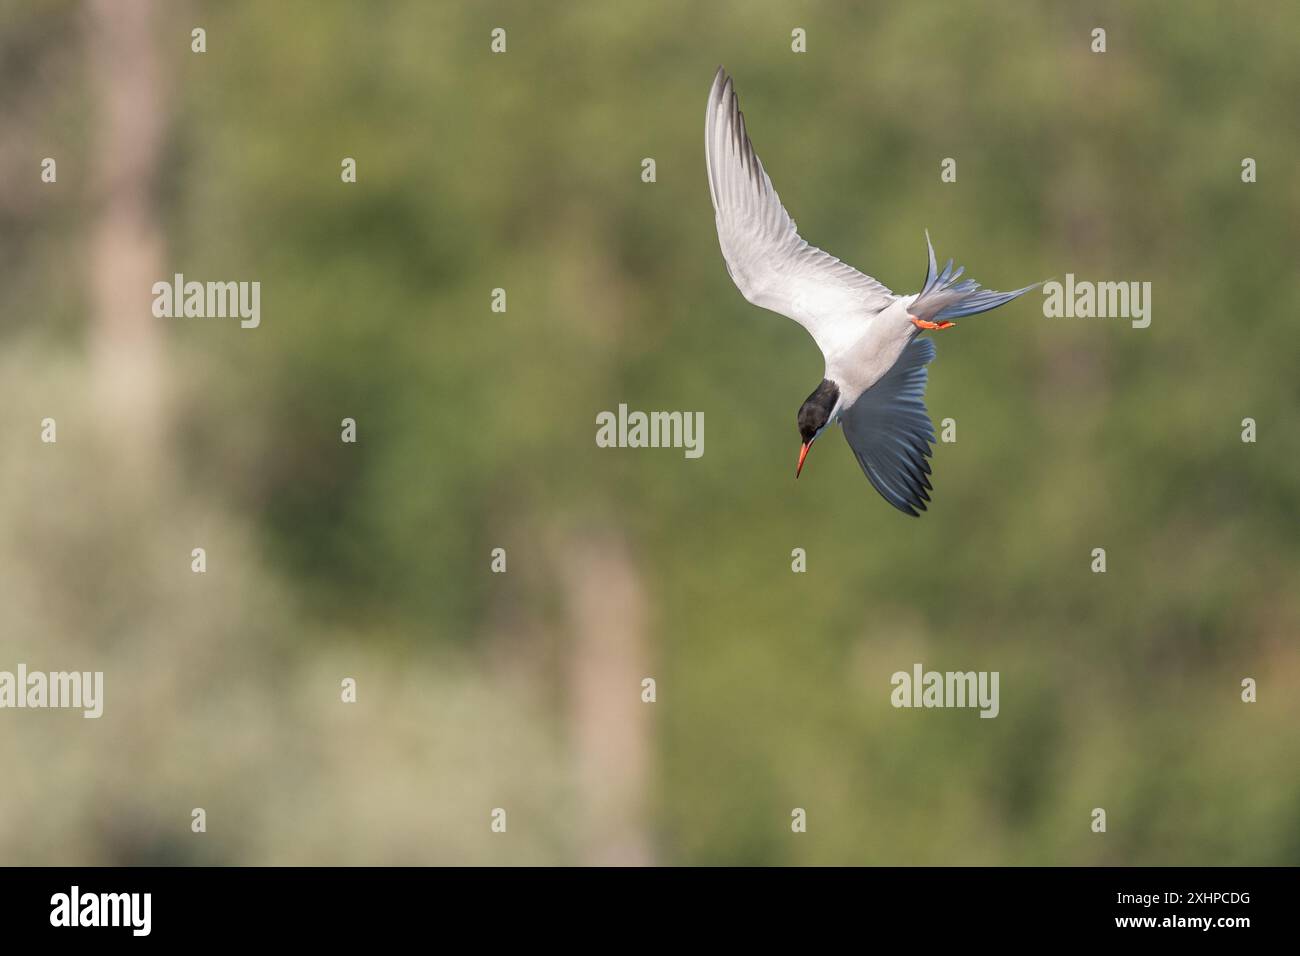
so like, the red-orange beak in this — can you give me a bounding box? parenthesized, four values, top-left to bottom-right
(796, 441, 811, 478)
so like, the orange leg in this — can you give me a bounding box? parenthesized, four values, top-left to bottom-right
(910, 316, 956, 331)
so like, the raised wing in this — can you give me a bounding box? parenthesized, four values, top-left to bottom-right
(705, 67, 894, 359)
(840, 337, 937, 516)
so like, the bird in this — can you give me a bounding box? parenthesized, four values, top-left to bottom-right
(704, 67, 1040, 516)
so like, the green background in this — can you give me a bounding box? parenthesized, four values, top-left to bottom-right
(1, 0, 1296, 864)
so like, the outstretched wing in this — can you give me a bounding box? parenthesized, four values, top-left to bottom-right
(841, 337, 937, 516)
(705, 67, 895, 358)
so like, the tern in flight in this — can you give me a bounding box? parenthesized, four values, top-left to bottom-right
(705, 67, 1039, 515)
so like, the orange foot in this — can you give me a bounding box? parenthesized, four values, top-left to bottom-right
(910, 316, 956, 331)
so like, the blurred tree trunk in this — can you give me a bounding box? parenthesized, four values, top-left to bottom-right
(87, 0, 166, 461)
(563, 532, 654, 866)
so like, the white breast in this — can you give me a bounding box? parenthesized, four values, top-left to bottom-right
(825, 298, 919, 410)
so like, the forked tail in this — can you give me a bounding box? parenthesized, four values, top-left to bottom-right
(908, 231, 1040, 324)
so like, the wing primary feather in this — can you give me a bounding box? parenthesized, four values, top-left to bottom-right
(705, 67, 897, 357)
(841, 338, 938, 517)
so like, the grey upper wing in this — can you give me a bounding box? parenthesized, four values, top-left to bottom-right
(840, 337, 937, 516)
(705, 67, 895, 356)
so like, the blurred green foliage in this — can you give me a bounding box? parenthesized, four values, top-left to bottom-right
(1, 0, 1297, 864)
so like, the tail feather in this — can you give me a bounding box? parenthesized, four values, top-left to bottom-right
(910, 230, 1039, 323)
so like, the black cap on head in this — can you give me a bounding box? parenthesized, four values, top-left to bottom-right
(797, 379, 840, 444)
